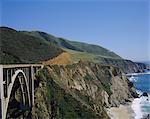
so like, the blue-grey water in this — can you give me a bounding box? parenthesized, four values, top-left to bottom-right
(129, 71, 150, 119)
(131, 73, 150, 93)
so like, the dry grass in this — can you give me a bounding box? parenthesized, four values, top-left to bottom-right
(43, 52, 73, 65)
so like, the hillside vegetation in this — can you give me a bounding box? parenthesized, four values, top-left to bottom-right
(27, 31, 148, 73)
(24, 31, 121, 59)
(1, 27, 147, 73)
(0, 27, 63, 64)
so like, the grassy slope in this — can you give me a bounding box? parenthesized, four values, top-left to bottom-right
(0, 27, 63, 64)
(67, 40, 121, 59)
(25, 31, 122, 60)
(25, 31, 146, 73)
(1, 27, 146, 73)
(24, 31, 84, 52)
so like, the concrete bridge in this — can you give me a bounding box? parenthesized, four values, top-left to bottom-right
(0, 64, 43, 119)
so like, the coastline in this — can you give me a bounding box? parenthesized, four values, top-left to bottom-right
(107, 99, 135, 119)
(127, 71, 150, 119)
(107, 95, 150, 119)
(131, 95, 150, 119)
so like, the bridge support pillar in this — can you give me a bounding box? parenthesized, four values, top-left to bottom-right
(0, 66, 4, 119)
(31, 66, 34, 106)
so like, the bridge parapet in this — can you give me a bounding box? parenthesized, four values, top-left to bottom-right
(0, 64, 43, 119)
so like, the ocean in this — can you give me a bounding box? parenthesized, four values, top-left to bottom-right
(128, 71, 150, 119)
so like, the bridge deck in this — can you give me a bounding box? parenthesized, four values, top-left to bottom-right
(1, 64, 43, 68)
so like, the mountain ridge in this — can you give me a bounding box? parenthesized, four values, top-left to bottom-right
(1, 27, 148, 73)
(1, 26, 148, 119)
(23, 30, 122, 59)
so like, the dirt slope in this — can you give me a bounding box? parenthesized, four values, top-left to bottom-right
(43, 52, 73, 65)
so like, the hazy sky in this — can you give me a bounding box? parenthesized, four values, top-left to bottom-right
(0, 0, 149, 62)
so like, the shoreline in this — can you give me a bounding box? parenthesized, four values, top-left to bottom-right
(107, 96, 150, 119)
(106, 99, 135, 119)
(131, 95, 150, 119)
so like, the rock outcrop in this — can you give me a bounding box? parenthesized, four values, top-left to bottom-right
(32, 61, 137, 118)
(102, 58, 148, 73)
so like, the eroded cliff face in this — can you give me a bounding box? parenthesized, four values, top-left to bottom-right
(32, 61, 137, 119)
(102, 58, 148, 73)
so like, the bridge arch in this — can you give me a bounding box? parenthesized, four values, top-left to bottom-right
(4, 69, 31, 119)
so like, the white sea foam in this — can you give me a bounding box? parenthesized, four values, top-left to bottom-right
(132, 95, 150, 119)
(126, 72, 150, 77)
(129, 76, 138, 82)
(131, 98, 143, 119)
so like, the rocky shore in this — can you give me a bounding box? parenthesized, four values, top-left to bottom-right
(32, 61, 139, 118)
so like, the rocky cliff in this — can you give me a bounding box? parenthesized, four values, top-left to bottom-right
(32, 61, 137, 119)
(101, 58, 148, 73)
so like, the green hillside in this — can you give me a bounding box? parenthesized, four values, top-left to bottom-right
(0, 27, 63, 64)
(0, 27, 122, 65)
(24, 31, 83, 52)
(67, 40, 121, 59)
(25, 31, 121, 59)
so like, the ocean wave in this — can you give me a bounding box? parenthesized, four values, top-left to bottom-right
(132, 93, 150, 119)
(126, 72, 150, 76)
(128, 76, 138, 82)
(131, 98, 143, 119)
(129, 72, 150, 118)
(136, 90, 143, 95)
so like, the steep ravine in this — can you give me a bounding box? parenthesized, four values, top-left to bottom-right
(32, 61, 137, 119)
